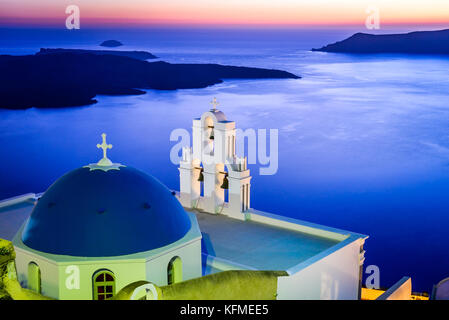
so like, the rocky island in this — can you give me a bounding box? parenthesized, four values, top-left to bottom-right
(312, 29, 449, 55)
(0, 50, 300, 109)
(37, 48, 158, 60)
(100, 40, 123, 47)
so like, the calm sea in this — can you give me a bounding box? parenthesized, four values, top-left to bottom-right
(1, 27, 449, 293)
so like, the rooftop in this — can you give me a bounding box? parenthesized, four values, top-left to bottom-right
(0, 198, 35, 241)
(191, 209, 348, 272)
(0, 194, 366, 271)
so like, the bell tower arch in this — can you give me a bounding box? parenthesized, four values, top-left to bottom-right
(178, 98, 251, 220)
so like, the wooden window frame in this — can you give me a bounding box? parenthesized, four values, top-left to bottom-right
(93, 270, 115, 300)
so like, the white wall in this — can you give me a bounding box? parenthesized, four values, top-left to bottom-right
(57, 259, 147, 300)
(277, 238, 363, 300)
(377, 277, 411, 300)
(145, 238, 202, 286)
(14, 238, 202, 300)
(14, 247, 60, 299)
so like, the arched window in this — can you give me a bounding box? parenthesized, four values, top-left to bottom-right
(167, 256, 182, 285)
(93, 270, 115, 300)
(28, 262, 41, 293)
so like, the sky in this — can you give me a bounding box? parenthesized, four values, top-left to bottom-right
(0, 0, 448, 28)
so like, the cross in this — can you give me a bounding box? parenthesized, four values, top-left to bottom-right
(210, 97, 219, 111)
(97, 133, 112, 160)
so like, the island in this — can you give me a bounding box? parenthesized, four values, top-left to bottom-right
(312, 28, 449, 55)
(100, 40, 123, 47)
(0, 51, 300, 109)
(37, 48, 158, 60)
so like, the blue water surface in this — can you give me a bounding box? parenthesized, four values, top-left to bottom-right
(1, 27, 449, 292)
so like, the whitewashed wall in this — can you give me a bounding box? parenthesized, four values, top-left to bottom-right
(14, 247, 60, 299)
(145, 238, 202, 286)
(14, 237, 202, 300)
(277, 237, 363, 300)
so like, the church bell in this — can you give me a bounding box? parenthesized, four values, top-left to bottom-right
(220, 172, 229, 189)
(196, 167, 204, 182)
(209, 128, 214, 140)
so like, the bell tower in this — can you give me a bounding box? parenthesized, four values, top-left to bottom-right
(179, 98, 251, 220)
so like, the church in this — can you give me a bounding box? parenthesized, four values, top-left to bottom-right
(0, 101, 369, 300)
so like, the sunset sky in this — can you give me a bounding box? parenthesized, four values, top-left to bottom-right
(0, 0, 448, 28)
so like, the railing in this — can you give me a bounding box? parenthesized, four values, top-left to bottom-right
(0, 193, 36, 209)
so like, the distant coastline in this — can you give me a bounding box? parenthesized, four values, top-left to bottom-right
(37, 48, 158, 60)
(0, 49, 300, 109)
(312, 29, 449, 55)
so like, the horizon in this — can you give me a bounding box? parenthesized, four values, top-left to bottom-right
(0, 23, 448, 35)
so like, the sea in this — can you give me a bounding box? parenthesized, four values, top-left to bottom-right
(1, 27, 449, 293)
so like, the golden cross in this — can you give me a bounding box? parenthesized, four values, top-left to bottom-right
(97, 133, 112, 160)
(210, 97, 219, 111)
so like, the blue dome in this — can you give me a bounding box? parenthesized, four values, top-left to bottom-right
(22, 166, 191, 257)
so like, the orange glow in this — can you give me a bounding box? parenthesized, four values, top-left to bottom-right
(0, 1, 448, 27)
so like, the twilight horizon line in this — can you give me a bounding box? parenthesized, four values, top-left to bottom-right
(0, 18, 448, 31)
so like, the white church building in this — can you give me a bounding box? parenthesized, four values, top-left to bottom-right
(0, 100, 368, 300)
(177, 100, 368, 299)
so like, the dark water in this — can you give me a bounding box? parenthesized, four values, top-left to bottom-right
(1, 27, 449, 292)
